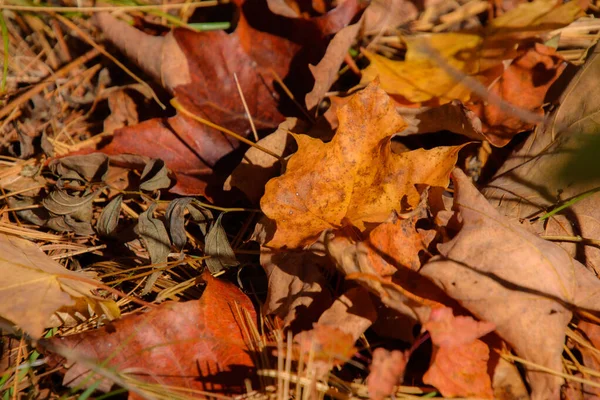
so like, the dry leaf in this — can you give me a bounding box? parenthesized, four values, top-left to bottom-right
(422, 308, 495, 398)
(259, 246, 334, 329)
(204, 214, 239, 274)
(43, 272, 255, 395)
(165, 198, 212, 249)
(367, 348, 409, 400)
(482, 44, 600, 271)
(95, 0, 362, 196)
(421, 168, 600, 399)
(96, 194, 122, 237)
(360, 33, 482, 104)
(261, 82, 462, 248)
(0, 233, 118, 339)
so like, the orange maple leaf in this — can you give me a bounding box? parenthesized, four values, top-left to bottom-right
(261, 82, 463, 248)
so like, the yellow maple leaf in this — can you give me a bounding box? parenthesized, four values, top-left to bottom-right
(360, 33, 482, 104)
(260, 82, 463, 248)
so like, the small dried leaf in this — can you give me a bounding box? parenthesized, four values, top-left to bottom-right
(139, 159, 171, 191)
(51, 153, 109, 183)
(135, 203, 171, 265)
(204, 214, 238, 274)
(47, 216, 95, 236)
(96, 195, 123, 237)
(166, 198, 212, 249)
(7, 197, 48, 226)
(43, 190, 99, 220)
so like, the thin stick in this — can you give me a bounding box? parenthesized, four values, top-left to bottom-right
(0, 1, 222, 13)
(171, 98, 284, 163)
(53, 13, 165, 109)
(51, 244, 107, 260)
(269, 68, 315, 122)
(0, 48, 100, 120)
(234, 73, 259, 142)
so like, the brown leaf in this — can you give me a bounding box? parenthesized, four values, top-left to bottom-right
(204, 214, 239, 274)
(43, 272, 256, 395)
(259, 246, 334, 329)
(465, 44, 566, 146)
(0, 233, 118, 339)
(261, 82, 463, 249)
(96, 0, 362, 196)
(305, 16, 363, 110)
(103, 89, 138, 134)
(482, 44, 600, 272)
(223, 118, 303, 204)
(96, 194, 122, 237)
(366, 348, 409, 400)
(421, 168, 600, 399)
(574, 321, 600, 399)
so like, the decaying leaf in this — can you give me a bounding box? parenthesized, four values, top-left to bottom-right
(483, 43, 600, 271)
(42, 272, 255, 395)
(366, 348, 409, 400)
(0, 233, 118, 339)
(139, 158, 171, 191)
(422, 307, 495, 399)
(421, 168, 600, 399)
(204, 214, 239, 274)
(50, 153, 109, 183)
(96, 194, 123, 237)
(135, 203, 171, 265)
(42, 189, 101, 226)
(361, 34, 482, 104)
(261, 82, 463, 248)
(165, 197, 212, 249)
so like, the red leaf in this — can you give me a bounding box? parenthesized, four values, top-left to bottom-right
(42, 272, 256, 396)
(96, 0, 363, 196)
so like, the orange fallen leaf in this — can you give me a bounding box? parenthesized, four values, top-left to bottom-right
(42, 272, 256, 396)
(422, 307, 495, 399)
(261, 82, 463, 248)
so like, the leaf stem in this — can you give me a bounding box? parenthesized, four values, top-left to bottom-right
(540, 187, 600, 220)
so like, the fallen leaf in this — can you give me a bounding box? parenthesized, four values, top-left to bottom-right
(305, 15, 363, 110)
(259, 245, 334, 329)
(421, 168, 600, 399)
(139, 158, 171, 191)
(482, 43, 600, 271)
(96, 0, 362, 196)
(422, 308, 495, 399)
(0, 233, 118, 339)
(261, 82, 463, 248)
(362, 0, 418, 35)
(135, 203, 171, 266)
(103, 89, 138, 134)
(360, 33, 482, 104)
(165, 198, 213, 249)
(293, 323, 356, 363)
(96, 194, 123, 237)
(204, 214, 239, 274)
(465, 43, 566, 146)
(50, 153, 109, 183)
(223, 118, 302, 204)
(366, 348, 409, 400)
(42, 272, 256, 395)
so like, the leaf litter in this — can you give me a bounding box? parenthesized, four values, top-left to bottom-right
(2, 1, 600, 399)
